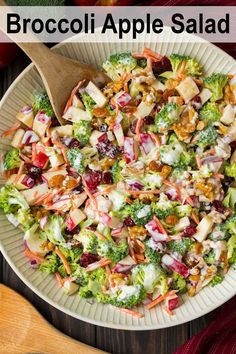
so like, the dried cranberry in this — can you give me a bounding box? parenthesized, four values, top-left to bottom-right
(152, 56, 172, 76)
(99, 123, 108, 132)
(154, 104, 163, 114)
(79, 253, 99, 268)
(69, 138, 80, 148)
(143, 115, 154, 125)
(86, 225, 97, 231)
(183, 225, 197, 237)
(106, 145, 119, 159)
(83, 171, 102, 190)
(212, 200, 225, 214)
(191, 96, 202, 110)
(102, 171, 113, 184)
(230, 141, 236, 152)
(26, 165, 42, 180)
(124, 217, 135, 227)
(72, 183, 84, 194)
(96, 142, 108, 155)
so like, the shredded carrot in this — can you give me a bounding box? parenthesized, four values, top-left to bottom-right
(2, 121, 21, 138)
(113, 307, 144, 318)
(86, 258, 111, 272)
(136, 116, 143, 138)
(94, 230, 107, 241)
(84, 186, 98, 209)
(24, 247, 45, 263)
(55, 248, 71, 275)
(13, 161, 24, 185)
(213, 173, 224, 179)
(153, 216, 167, 235)
(149, 132, 161, 147)
(185, 196, 194, 207)
(135, 254, 145, 261)
(191, 134, 200, 144)
(228, 74, 234, 79)
(204, 148, 216, 156)
(63, 79, 86, 114)
(127, 236, 137, 263)
(126, 189, 160, 195)
(55, 272, 64, 288)
(19, 153, 32, 164)
(125, 197, 133, 204)
(191, 210, 200, 225)
(146, 290, 177, 310)
(32, 143, 37, 162)
(94, 185, 116, 196)
(52, 139, 68, 164)
(195, 155, 202, 169)
(143, 47, 163, 62)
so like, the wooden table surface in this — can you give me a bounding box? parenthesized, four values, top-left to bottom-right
(0, 50, 214, 354)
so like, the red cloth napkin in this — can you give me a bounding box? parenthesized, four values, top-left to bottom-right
(174, 296, 236, 354)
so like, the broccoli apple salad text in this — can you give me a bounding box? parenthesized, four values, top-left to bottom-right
(1, 47, 236, 318)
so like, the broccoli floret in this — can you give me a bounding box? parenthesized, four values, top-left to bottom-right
(171, 166, 186, 179)
(169, 54, 202, 77)
(225, 163, 236, 178)
(111, 204, 131, 221)
(42, 215, 66, 245)
(168, 238, 193, 256)
(223, 188, 236, 210)
(97, 238, 129, 263)
(175, 204, 192, 218)
(59, 245, 82, 264)
(108, 189, 127, 211)
(204, 250, 216, 265)
(73, 120, 92, 146)
(224, 216, 236, 236)
(137, 58, 147, 68)
(132, 263, 167, 294)
(72, 264, 89, 286)
(66, 147, 86, 174)
(144, 238, 162, 264)
(79, 268, 108, 298)
(77, 229, 98, 254)
(0, 185, 29, 214)
(109, 284, 146, 308)
(160, 135, 193, 167)
(227, 234, 236, 264)
(155, 103, 181, 132)
(152, 193, 175, 219)
(171, 272, 187, 293)
(39, 252, 60, 275)
(130, 202, 152, 226)
(111, 160, 125, 183)
(3, 148, 21, 170)
(193, 127, 218, 149)
(200, 102, 221, 125)
(80, 92, 96, 115)
(204, 73, 228, 102)
(16, 208, 35, 231)
(211, 274, 224, 286)
(209, 225, 228, 241)
(142, 172, 163, 189)
(33, 93, 54, 117)
(102, 52, 137, 81)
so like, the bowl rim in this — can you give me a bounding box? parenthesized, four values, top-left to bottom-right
(1, 29, 236, 330)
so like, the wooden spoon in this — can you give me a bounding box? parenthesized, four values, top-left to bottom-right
(17, 42, 110, 124)
(0, 0, 110, 124)
(0, 284, 108, 354)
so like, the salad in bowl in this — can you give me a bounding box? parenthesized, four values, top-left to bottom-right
(1, 47, 236, 318)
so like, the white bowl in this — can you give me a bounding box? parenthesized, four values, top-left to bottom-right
(1, 28, 236, 330)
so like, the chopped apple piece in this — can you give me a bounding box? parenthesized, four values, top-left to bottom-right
(152, 80, 165, 91)
(135, 101, 155, 118)
(72, 191, 88, 208)
(221, 104, 235, 125)
(51, 125, 73, 137)
(49, 153, 65, 168)
(63, 106, 91, 122)
(199, 88, 212, 105)
(113, 124, 124, 147)
(22, 183, 49, 205)
(193, 216, 214, 242)
(16, 106, 34, 128)
(63, 281, 79, 295)
(89, 130, 105, 147)
(33, 112, 51, 137)
(176, 77, 200, 102)
(72, 94, 84, 109)
(66, 209, 86, 231)
(11, 129, 25, 148)
(85, 81, 108, 108)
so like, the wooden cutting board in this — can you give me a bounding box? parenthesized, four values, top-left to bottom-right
(0, 284, 108, 354)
